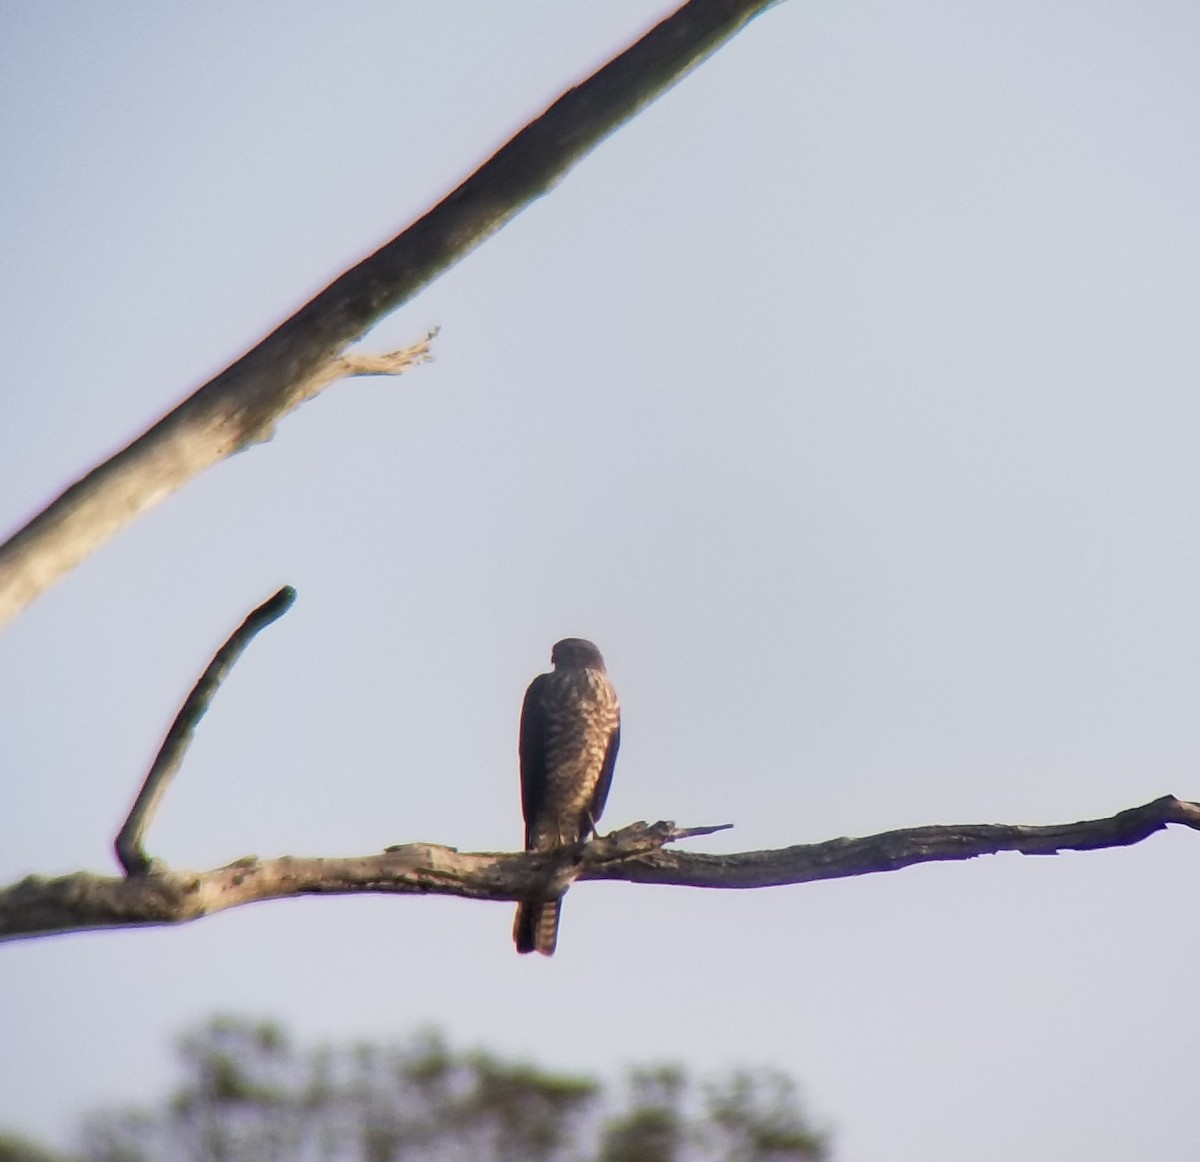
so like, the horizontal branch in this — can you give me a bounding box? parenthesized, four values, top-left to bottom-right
(588, 795, 1200, 887)
(3, 797, 1196, 942)
(0, 0, 776, 630)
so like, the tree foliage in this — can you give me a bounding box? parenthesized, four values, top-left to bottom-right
(0, 1133, 73, 1162)
(53, 1018, 826, 1162)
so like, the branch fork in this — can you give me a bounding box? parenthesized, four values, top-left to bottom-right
(114, 586, 297, 876)
(0, 587, 1193, 944)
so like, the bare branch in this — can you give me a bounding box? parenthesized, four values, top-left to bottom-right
(5, 798, 1196, 942)
(587, 795, 1200, 887)
(0, 0, 778, 630)
(114, 587, 297, 876)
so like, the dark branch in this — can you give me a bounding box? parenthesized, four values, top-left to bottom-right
(114, 587, 297, 876)
(0, 0, 778, 629)
(4, 798, 1196, 942)
(585, 795, 1200, 887)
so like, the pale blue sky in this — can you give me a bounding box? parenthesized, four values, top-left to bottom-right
(2, 3, 1199, 1160)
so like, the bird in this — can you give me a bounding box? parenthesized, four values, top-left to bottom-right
(514, 638, 621, 955)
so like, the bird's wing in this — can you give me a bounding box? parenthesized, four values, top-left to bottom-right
(588, 721, 620, 829)
(518, 674, 550, 848)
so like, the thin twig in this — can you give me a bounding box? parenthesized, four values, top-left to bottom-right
(337, 330, 439, 378)
(113, 586, 297, 875)
(297, 330, 441, 401)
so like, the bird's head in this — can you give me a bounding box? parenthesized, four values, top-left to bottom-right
(550, 638, 606, 671)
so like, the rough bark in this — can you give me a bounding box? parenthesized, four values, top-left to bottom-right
(4, 800, 1195, 942)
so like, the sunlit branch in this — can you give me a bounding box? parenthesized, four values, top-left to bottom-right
(0, 0, 777, 629)
(4, 798, 1195, 942)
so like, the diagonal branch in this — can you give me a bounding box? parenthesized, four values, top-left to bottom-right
(3, 798, 1196, 942)
(114, 586, 297, 876)
(0, 0, 779, 630)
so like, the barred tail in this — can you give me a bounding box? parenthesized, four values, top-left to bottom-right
(513, 899, 561, 956)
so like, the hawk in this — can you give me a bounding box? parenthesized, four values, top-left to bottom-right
(514, 638, 621, 955)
